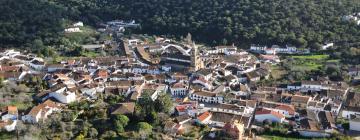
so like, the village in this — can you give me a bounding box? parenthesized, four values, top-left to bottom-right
(0, 21, 359, 140)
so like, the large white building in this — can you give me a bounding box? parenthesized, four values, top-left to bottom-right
(170, 82, 188, 96)
(49, 87, 77, 104)
(255, 108, 285, 123)
(22, 100, 61, 123)
(350, 115, 360, 131)
(300, 81, 323, 92)
(189, 90, 224, 104)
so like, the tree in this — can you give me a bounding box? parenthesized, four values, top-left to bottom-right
(136, 122, 153, 133)
(71, 45, 84, 56)
(75, 133, 85, 140)
(112, 114, 129, 133)
(100, 131, 117, 139)
(147, 111, 159, 125)
(88, 128, 98, 138)
(154, 94, 173, 113)
(0, 77, 4, 88)
(135, 93, 155, 120)
(62, 111, 77, 122)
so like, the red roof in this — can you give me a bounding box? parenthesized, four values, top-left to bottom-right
(175, 105, 187, 112)
(275, 105, 295, 115)
(197, 111, 212, 122)
(195, 77, 208, 84)
(255, 108, 284, 119)
(97, 69, 108, 78)
(172, 82, 187, 88)
(67, 60, 76, 65)
(0, 66, 18, 72)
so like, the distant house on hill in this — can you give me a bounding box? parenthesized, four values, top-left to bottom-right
(81, 44, 105, 51)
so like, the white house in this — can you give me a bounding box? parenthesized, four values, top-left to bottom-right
(189, 90, 224, 104)
(350, 115, 360, 131)
(0, 120, 17, 132)
(170, 82, 188, 96)
(321, 43, 334, 50)
(49, 87, 77, 104)
(73, 21, 84, 27)
(22, 100, 61, 123)
(250, 45, 267, 52)
(65, 27, 81, 33)
(29, 59, 46, 70)
(301, 81, 322, 92)
(255, 108, 285, 123)
(287, 82, 302, 91)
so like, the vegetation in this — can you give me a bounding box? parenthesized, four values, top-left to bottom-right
(136, 122, 153, 132)
(278, 54, 348, 81)
(291, 55, 329, 60)
(2, 0, 360, 50)
(0, 81, 34, 110)
(112, 115, 130, 133)
(154, 93, 173, 114)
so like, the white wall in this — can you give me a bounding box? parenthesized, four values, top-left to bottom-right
(298, 131, 330, 138)
(342, 110, 360, 119)
(255, 114, 282, 123)
(350, 120, 360, 131)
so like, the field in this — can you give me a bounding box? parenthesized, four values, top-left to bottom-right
(0, 99, 34, 110)
(354, 85, 360, 92)
(64, 25, 98, 44)
(291, 55, 329, 60)
(288, 54, 329, 71)
(271, 65, 288, 81)
(260, 135, 327, 140)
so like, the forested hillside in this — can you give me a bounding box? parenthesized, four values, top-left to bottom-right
(0, 0, 67, 48)
(1, 0, 360, 49)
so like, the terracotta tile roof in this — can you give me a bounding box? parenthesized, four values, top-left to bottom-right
(172, 82, 187, 88)
(111, 102, 135, 115)
(275, 105, 295, 115)
(291, 95, 310, 104)
(175, 105, 187, 112)
(193, 91, 217, 97)
(0, 66, 19, 72)
(67, 60, 76, 65)
(6, 106, 17, 115)
(28, 99, 59, 118)
(197, 111, 212, 122)
(255, 108, 285, 119)
(96, 69, 108, 78)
